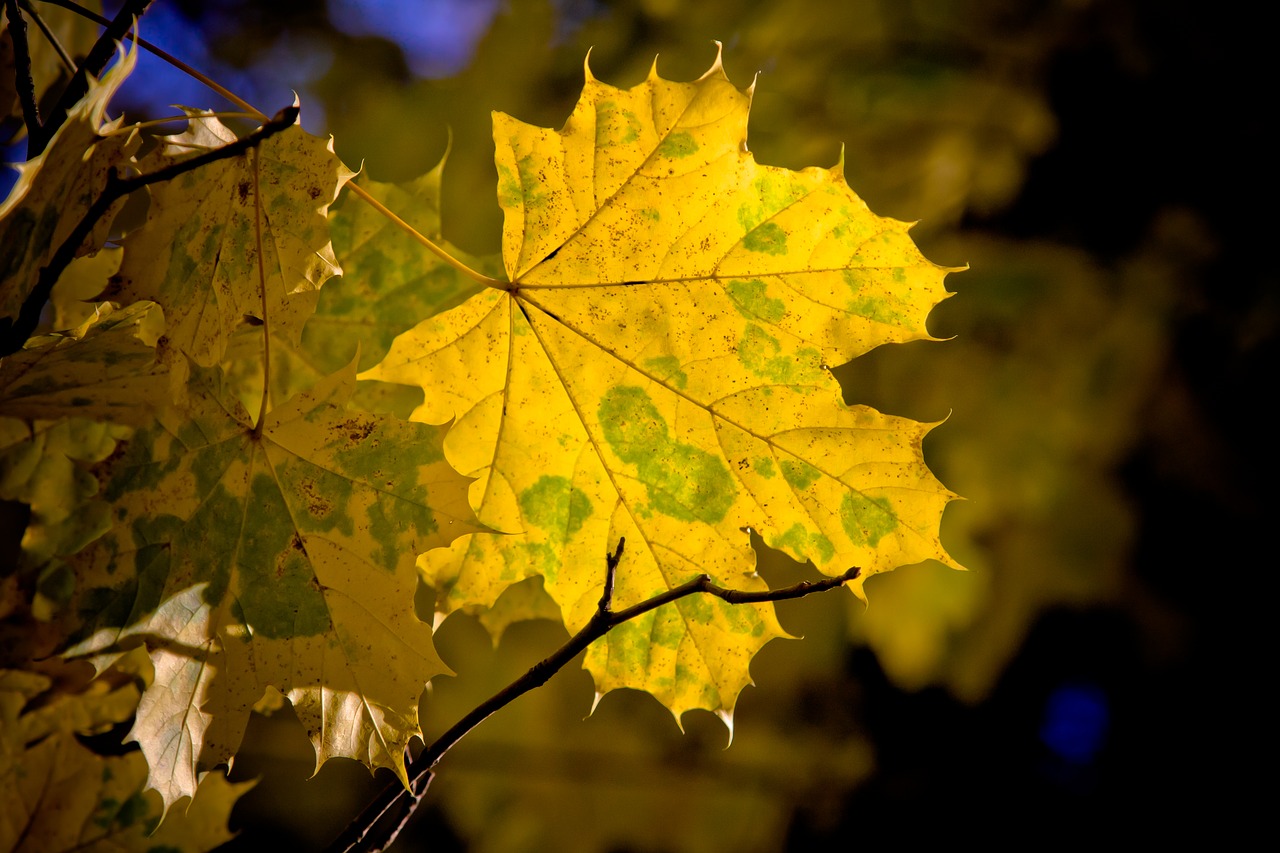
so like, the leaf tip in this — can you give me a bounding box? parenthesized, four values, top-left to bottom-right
(699, 41, 728, 83)
(647, 54, 662, 82)
(831, 144, 848, 179)
(584, 47, 597, 82)
(716, 708, 735, 747)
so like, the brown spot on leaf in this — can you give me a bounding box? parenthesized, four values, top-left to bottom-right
(308, 186, 322, 199)
(237, 181, 250, 202)
(299, 479, 331, 519)
(337, 418, 375, 443)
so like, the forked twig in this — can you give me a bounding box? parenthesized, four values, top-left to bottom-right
(324, 540, 859, 853)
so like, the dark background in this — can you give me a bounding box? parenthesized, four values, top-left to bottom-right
(13, 0, 1273, 847)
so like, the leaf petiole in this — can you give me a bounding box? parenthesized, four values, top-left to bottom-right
(345, 182, 506, 288)
(251, 146, 270, 435)
(41, 0, 506, 290)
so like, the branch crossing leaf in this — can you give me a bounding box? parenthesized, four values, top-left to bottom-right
(364, 49, 960, 725)
(0, 44, 138, 330)
(102, 108, 354, 368)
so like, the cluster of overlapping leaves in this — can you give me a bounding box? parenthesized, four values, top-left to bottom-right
(0, 16, 956, 849)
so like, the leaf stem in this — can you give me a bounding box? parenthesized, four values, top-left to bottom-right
(251, 146, 270, 436)
(18, 0, 76, 73)
(36, 0, 267, 118)
(324, 554, 860, 853)
(0, 105, 300, 357)
(34, 0, 503, 289)
(29, 0, 153, 156)
(345, 182, 505, 287)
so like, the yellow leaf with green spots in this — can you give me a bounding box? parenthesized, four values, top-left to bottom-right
(62, 358, 482, 809)
(364, 50, 959, 724)
(103, 109, 354, 368)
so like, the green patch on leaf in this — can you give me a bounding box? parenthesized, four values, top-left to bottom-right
(737, 324, 824, 384)
(657, 131, 698, 158)
(780, 458, 821, 490)
(598, 385, 735, 524)
(236, 473, 330, 638)
(597, 101, 641, 146)
(772, 523, 835, 564)
(642, 355, 688, 389)
(840, 492, 898, 548)
(725, 279, 785, 323)
(742, 221, 787, 255)
(519, 475, 593, 545)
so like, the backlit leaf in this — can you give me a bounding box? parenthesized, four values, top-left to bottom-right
(365, 50, 958, 723)
(0, 661, 249, 853)
(64, 358, 482, 808)
(103, 109, 354, 367)
(0, 302, 167, 426)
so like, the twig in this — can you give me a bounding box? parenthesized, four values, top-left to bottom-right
(324, 546, 860, 853)
(4, 0, 42, 141)
(37, 0, 268, 120)
(0, 104, 299, 357)
(19, 0, 76, 72)
(28, 0, 153, 156)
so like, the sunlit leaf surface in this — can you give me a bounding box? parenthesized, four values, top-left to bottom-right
(366, 51, 958, 723)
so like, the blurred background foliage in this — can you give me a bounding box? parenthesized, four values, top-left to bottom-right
(4, 0, 1269, 848)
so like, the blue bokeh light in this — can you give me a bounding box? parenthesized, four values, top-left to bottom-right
(1040, 682, 1110, 765)
(326, 0, 503, 78)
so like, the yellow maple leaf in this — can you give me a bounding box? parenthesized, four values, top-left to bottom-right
(364, 50, 959, 724)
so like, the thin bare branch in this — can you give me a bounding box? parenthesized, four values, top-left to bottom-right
(19, 0, 76, 72)
(325, 553, 860, 853)
(30, 0, 153, 156)
(4, 0, 43, 140)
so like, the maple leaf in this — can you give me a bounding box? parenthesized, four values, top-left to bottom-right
(63, 358, 482, 809)
(365, 50, 959, 724)
(0, 45, 138, 332)
(102, 108, 354, 368)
